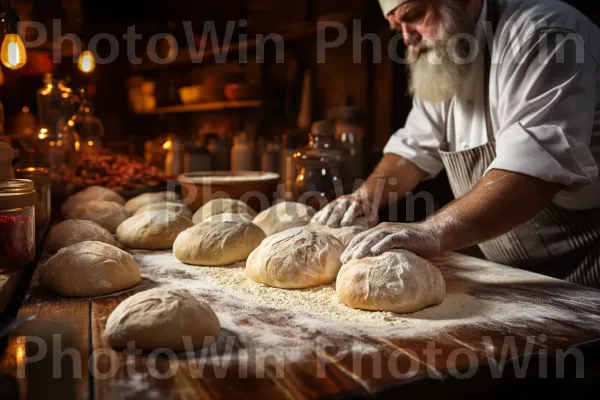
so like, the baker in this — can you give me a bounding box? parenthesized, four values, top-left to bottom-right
(312, 0, 600, 288)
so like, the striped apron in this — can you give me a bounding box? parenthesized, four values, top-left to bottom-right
(438, 0, 600, 288)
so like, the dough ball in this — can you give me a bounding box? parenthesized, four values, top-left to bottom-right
(253, 202, 316, 236)
(65, 200, 129, 233)
(336, 250, 446, 313)
(116, 210, 193, 250)
(61, 186, 125, 217)
(125, 191, 181, 214)
(134, 202, 193, 219)
(174, 213, 265, 266)
(192, 198, 257, 224)
(104, 289, 220, 351)
(45, 219, 119, 254)
(39, 241, 141, 297)
(308, 217, 370, 247)
(246, 227, 344, 289)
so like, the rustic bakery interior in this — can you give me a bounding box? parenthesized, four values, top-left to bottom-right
(1, 0, 600, 399)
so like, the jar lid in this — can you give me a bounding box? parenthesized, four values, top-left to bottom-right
(0, 179, 36, 210)
(15, 167, 52, 186)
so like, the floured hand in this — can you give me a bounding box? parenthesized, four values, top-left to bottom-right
(311, 194, 378, 228)
(340, 222, 442, 263)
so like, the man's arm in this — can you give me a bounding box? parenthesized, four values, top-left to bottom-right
(342, 168, 565, 261)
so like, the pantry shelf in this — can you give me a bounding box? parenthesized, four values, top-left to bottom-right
(133, 100, 262, 115)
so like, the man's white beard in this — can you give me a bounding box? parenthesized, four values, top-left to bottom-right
(406, 5, 474, 104)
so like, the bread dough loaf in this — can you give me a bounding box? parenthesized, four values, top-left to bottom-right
(124, 191, 180, 214)
(39, 241, 141, 297)
(253, 202, 316, 236)
(308, 217, 370, 247)
(174, 213, 265, 266)
(336, 250, 446, 313)
(45, 219, 119, 254)
(104, 289, 220, 351)
(134, 202, 193, 219)
(61, 186, 125, 217)
(246, 227, 344, 289)
(65, 200, 129, 233)
(116, 210, 193, 250)
(192, 198, 257, 224)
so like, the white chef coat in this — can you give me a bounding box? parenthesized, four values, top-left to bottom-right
(383, 0, 600, 210)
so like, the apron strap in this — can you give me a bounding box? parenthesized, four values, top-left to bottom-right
(484, 0, 500, 143)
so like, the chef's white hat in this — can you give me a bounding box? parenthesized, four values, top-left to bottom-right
(378, 0, 411, 16)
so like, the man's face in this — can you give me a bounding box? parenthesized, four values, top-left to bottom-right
(388, 0, 476, 104)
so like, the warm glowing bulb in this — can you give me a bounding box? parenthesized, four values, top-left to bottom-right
(68, 120, 75, 127)
(78, 50, 96, 73)
(163, 140, 172, 150)
(87, 140, 94, 147)
(1, 34, 27, 70)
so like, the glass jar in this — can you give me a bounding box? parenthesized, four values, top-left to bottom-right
(0, 179, 35, 274)
(293, 120, 346, 210)
(327, 106, 364, 186)
(15, 168, 51, 236)
(72, 88, 104, 150)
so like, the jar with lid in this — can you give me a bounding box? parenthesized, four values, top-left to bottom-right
(231, 132, 255, 171)
(15, 167, 51, 237)
(72, 88, 104, 150)
(0, 179, 35, 273)
(327, 106, 364, 187)
(292, 120, 346, 210)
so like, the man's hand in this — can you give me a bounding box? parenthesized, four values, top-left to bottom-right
(311, 193, 378, 228)
(340, 221, 441, 263)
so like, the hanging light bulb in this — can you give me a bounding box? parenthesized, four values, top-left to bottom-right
(1, 33, 26, 69)
(78, 50, 96, 73)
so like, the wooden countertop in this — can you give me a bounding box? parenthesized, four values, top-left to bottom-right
(1, 251, 600, 399)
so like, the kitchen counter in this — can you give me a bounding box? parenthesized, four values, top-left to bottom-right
(1, 250, 600, 399)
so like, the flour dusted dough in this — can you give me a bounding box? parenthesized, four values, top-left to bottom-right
(45, 219, 119, 254)
(65, 200, 129, 233)
(336, 250, 446, 313)
(246, 227, 344, 289)
(308, 217, 370, 247)
(104, 289, 220, 351)
(192, 198, 257, 224)
(124, 191, 181, 214)
(174, 213, 265, 266)
(61, 186, 125, 217)
(116, 210, 193, 250)
(253, 202, 316, 236)
(39, 241, 141, 297)
(134, 202, 193, 219)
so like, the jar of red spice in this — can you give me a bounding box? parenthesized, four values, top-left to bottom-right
(0, 179, 35, 274)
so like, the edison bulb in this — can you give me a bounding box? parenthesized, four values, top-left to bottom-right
(78, 50, 96, 73)
(1, 34, 27, 70)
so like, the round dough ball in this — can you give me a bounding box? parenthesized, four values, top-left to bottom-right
(134, 202, 193, 219)
(61, 186, 125, 217)
(174, 213, 266, 266)
(65, 200, 129, 233)
(336, 250, 446, 313)
(39, 241, 141, 297)
(116, 210, 193, 250)
(192, 198, 257, 224)
(45, 219, 119, 254)
(125, 191, 181, 214)
(104, 289, 220, 351)
(246, 227, 344, 289)
(309, 217, 370, 247)
(253, 202, 316, 236)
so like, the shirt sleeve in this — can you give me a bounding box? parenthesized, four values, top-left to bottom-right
(383, 97, 446, 180)
(486, 29, 599, 191)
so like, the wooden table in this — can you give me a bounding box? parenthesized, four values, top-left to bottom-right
(1, 251, 600, 400)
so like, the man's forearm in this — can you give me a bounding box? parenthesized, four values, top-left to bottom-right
(426, 169, 565, 253)
(356, 154, 425, 208)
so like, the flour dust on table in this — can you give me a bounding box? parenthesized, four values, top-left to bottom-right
(133, 251, 600, 362)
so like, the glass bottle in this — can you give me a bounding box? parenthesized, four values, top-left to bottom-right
(293, 120, 346, 210)
(72, 88, 104, 149)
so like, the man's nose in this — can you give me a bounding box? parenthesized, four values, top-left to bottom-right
(401, 24, 421, 46)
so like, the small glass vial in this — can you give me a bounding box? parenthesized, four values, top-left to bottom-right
(0, 179, 35, 273)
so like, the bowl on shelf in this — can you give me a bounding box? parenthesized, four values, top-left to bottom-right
(178, 85, 207, 104)
(177, 171, 280, 213)
(224, 83, 258, 101)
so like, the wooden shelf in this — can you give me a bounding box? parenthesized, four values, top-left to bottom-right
(134, 100, 262, 115)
